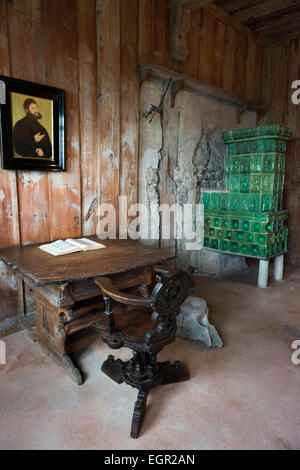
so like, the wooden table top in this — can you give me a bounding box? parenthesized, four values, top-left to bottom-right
(0, 237, 174, 286)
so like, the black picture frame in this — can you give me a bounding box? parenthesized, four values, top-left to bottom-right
(0, 75, 65, 171)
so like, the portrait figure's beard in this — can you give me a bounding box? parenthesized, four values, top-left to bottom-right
(27, 111, 43, 120)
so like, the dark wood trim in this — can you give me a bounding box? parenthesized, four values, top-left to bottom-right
(139, 63, 267, 117)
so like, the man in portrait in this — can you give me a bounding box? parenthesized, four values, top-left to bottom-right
(13, 98, 52, 158)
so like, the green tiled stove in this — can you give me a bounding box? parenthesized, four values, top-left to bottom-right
(202, 125, 293, 288)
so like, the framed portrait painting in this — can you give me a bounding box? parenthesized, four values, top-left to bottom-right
(0, 76, 65, 171)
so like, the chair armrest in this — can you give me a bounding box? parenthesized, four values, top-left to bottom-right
(153, 265, 179, 276)
(95, 277, 154, 308)
(153, 265, 194, 277)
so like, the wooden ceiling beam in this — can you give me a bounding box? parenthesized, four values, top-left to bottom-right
(233, 0, 299, 23)
(174, 0, 213, 11)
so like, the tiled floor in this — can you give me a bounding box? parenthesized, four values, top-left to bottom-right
(1, 264, 300, 449)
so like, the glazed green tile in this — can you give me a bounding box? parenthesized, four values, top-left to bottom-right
(251, 221, 262, 232)
(212, 217, 221, 228)
(263, 154, 276, 172)
(264, 222, 274, 233)
(221, 218, 230, 229)
(202, 192, 211, 210)
(214, 229, 222, 239)
(250, 245, 260, 257)
(255, 233, 267, 245)
(229, 175, 240, 193)
(230, 219, 239, 230)
(245, 232, 254, 243)
(240, 156, 250, 174)
(229, 194, 239, 211)
(260, 194, 273, 212)
(235, 231, 244, 242)
(225, 156, 231, 175)
(250, 174, 262, 193)
(211, 193, 220, 210)
(229, 242, 239, 253)
(260, 247, 268, 257)
(240, 175, 250, 193)
(240, 244, 250, 255)
(262, 174, 275, 193)
(210, 239, 219, 250)
(204, 237, 210, 247)
(231, 157, 240, 174)
(225, 230, 234, 240)
(220, 240, 229, 251)
(241, 220, 250, 231)
(278, 219, 284, 231)
(278, 193, 283, 211)
(240, 194, 260, 212)
(274, 194, 279, 211)
(219, 194, 229, 210)
(250, 155, 263, 173)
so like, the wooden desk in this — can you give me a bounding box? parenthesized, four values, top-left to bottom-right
(0, 237, 173, 384)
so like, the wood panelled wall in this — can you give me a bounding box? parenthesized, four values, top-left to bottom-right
(0, 0, 140, 249)
(140, 2, 263, 102)
(0, 0, 265, 332)
(0, 0, 263, 252)
(259, 38, 300, 264)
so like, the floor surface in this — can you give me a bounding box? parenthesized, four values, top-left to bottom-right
(0, 263, 300, 450)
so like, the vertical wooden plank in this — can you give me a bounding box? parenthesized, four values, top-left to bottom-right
(97, 0, 120, 223)
(259, 41, 289, 124)
(232, 31, 247, 96)
(210, 19, 226, 88)
(77, 0, 98, 236)
(120, 0, 139, 208)
(154, 0, 169, 68)
(198, 10, 225, 88)
(0, 0, 20, 248)
(42, 0, 82, 240)
(254, 43, 263, 103)
(222, 24, 237, 93)
(178, 8, 202, 79)
(198, 10, 216, 85)
(138, 0, 155, 64)
(245, 37, 262, 102)
(6, 0, 51, 244)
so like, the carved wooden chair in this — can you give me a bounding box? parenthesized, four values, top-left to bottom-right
(94, 267, 194, 438)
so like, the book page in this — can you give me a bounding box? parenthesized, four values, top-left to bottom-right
(66, 238, 106, 251)
(39, 240, 81, 256)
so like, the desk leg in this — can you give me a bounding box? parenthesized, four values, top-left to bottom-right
(26, 326, 83, 385)
(26, 299, 83, 385)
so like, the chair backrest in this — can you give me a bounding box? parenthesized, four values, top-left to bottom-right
(151, 270, 194, 316)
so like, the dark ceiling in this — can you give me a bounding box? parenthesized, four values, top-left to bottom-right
(213, 0, 300, 42)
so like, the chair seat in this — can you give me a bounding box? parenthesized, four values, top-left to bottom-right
(113, 306, 155, 344)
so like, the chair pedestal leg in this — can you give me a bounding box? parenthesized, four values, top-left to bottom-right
(101, 353, 189, 438)
(101, 355, 124, 384)
(131, 389, 149, 439)
(160, 360, 189, 385)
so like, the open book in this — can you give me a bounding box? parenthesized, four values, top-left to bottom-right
(39, 238, 106, 256)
